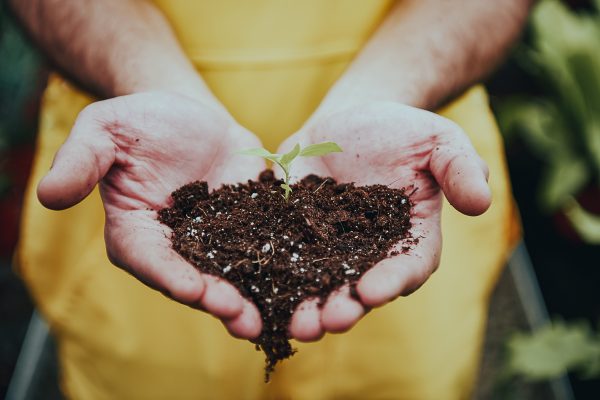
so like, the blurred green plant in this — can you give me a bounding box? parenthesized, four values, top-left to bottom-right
(496, 0, 600, 243)
(0, 4, 42, 152)
(505, 320, 600, 381)
(0, 5, 42, 198)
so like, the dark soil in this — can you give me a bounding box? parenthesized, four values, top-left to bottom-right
(158, 170, 414, 381)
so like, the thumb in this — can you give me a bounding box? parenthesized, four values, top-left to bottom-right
(37, 108, 116, 210)
(429, 128, 492, 216)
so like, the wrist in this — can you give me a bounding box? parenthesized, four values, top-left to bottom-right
(117, 65, 211, 100)
(308, 74, 433, 126)
(120, 66, 228, 115)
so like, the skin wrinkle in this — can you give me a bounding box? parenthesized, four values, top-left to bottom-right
(100, 177, 146, 211)
(86, 144, 111, 195)
(99, 120, 185, 210)
(107, 210, 171, 262)
(101, 167, 167, 210)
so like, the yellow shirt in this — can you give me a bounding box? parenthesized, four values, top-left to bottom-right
(17, 1, 519, 398)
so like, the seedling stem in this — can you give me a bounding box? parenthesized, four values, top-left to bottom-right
(237, 142, 342, 201)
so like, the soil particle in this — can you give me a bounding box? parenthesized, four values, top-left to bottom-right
(158, 170, 414, 381)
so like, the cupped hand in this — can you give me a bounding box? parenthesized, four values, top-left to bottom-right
(37, 92, 265, 339)
(278, 102, 492, 341)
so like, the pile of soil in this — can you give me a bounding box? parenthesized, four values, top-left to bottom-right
(158, 170, 414, 381)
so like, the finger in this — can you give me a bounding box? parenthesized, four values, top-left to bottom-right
(106, 211, 245, 319)
(223, 300, 263, 339)
(289, 298, 324, 342)
(38, 106, 116, 210)
(429, 127, 492, 216)
(321, 286, 365, 333)
(356, 211, 442, 307)
(200, 275, 247, 319)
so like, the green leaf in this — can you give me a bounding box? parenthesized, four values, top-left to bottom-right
(563, 197, 600, 244)
(236, 142, 342, 201)
(539, 155, 589, 211)
(505, 320, 600, 381)
(0, 174, 11, 197)
(565, 52, 600, 176)
(279, 143, 301, 167)
(496, 98, 558, 153)
(236, 147, 281, 162)
(299, 142, 343, 157)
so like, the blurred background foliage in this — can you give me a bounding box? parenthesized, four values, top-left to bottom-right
(496, 0, 600, 243)
(0, 3, 41, 396)
(0, 2, 41, 151)
(0, 2, 44, 255)
(506, 320, 600, 381)
(490, 0, 600, 396)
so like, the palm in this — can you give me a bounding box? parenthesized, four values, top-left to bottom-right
(278, 102, 491, 341)
(38, 92, 265, 338)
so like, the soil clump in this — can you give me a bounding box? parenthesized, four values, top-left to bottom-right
(158, 170, 414, 381)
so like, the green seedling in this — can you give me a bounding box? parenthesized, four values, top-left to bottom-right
(237, 142, 343, 200)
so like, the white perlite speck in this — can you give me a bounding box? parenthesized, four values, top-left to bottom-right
(342, 262, 350, 269)
(194, 216, 202, 222)
(251, 192, 258, 199)
(291, 253, 300, 262)
(222, 265, 232, 273)
(251, 285, 259, 293)
(344, 269, 357, 275)
(261, 243, 271, 253)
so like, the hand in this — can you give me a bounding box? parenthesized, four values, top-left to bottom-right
(37, 92, 265, 339)
(278, 101, 491, 341)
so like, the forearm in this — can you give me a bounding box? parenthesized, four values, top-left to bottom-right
(9, 0, 217, 103)
(315, 0, 533, 116)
